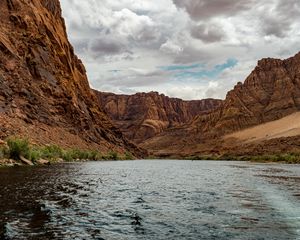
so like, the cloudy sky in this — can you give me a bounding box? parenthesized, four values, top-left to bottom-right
(60, 0, 300, 100)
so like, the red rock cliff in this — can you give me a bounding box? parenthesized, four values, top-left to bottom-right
(195, 52, 300, 136)
(141, 52, 300, 156)
(0, 0, 142, 155)
(94, 91, 222, 143)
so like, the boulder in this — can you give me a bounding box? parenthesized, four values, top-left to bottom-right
(19, 156, 34, 166)
(36, 159, 50, 165)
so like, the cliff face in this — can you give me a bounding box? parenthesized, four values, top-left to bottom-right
(194, 52, 300, 136)
(0, 0, 142, 155)
(142, 52, 300, 156)
(94, 91, 222, 143)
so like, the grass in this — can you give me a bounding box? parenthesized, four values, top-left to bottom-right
(29, 148, 42, 162)
(61, 149, 101, 161)
(6, 138, 31, 160)
(124, 151, 134, 160)
(186, 155, 220, 161)
(106, 151, 119, 160)
(186, 153, 300, 163)
(40, 145, 63, 160)
(0, 146, 8, 159)
(0, 137, 133, 164)
(239, 153, 300, 164)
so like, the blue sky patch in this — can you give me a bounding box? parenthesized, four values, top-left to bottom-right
(160, 58, 238, 81)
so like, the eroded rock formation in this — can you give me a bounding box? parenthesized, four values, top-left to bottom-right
(195, 52, 300, 136)
(0, 0, 142, 156)
(141, 52, 300, 157)
(94, 91, 222, 143)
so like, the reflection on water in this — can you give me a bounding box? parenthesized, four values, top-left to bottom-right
(0, 160, 299, 240)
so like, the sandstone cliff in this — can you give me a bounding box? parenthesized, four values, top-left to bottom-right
(194, 52, 300, 136)
(0, 0, 142, 155)
(94, 91, 222, 143)
(142, 52, 300, 157)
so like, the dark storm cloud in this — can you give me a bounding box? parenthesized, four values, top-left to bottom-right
(276, 0, 300, 18)
(94, 69, 170, 89)
(90, 38, 126, 55)
(261, 0, 300, 38)
(172, 0, 255, 20)
(190, 23, 225, 43)
(60, 0, 300, 100)
(262, 17, 291, 38)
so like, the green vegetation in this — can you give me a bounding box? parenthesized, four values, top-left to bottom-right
(186, 155, 221, 161)
(239, 153, 300, 164)
(106, 151, 119, 160)
(0, 145, 8, 159)
(0, 137, 135, 166)
(40, 145, 63, 160)
(124, 151, 134, 160)
(61, 148, 101, 161)
(6, 138, 31, 160)
(29, 148, 42, 162)
(186, 153, 300, 163)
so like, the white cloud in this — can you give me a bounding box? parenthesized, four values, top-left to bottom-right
(160, 40, 183, 54)
(60, 0, 300, 100)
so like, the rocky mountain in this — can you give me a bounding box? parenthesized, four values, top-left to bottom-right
(194, 52, 300, 136)
(142, 52, 300, 157)
(94, 91, 222, 143)
(0, 0, 142, 156)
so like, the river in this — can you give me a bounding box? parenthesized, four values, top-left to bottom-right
(0, 160, 299, 240)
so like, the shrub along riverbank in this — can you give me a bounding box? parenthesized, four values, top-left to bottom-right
(185, 153, 300, 164)
(0, 137, 133, 167)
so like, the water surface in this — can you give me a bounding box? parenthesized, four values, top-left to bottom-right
(0, 160, 299, 239)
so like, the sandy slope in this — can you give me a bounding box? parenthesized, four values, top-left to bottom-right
(224, 112, 300, 143)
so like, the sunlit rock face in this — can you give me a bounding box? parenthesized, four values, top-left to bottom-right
(0, 0, 143, 156)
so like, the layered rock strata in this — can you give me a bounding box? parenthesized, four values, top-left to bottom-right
(0, 0, 142, 156)
(95, 91, 221, 143)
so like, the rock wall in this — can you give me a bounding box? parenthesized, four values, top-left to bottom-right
(195, 52, 300, 136)
(0, 0, 142, 156)
(141, 52, 300, 156)
(95, 91, 221, 143)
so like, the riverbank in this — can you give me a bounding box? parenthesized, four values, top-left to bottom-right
(185, 153, 300, 164)
(0, 157, 112, 167)
(1, 138, 300, 167)
(0, 137, 134, 167)
(0, 155, 133, 168)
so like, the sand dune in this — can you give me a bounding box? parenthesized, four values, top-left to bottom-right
(224, 112, 300, 143)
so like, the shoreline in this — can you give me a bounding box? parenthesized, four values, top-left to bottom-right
(0, 158, 136, 168)
(0, 137, 135, 168)
(1, 157, 299, 168)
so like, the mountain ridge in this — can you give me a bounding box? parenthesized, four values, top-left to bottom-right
(94, 90, 222, 143)
(0, 0, 143, 156)
(140, 51, 300, 157)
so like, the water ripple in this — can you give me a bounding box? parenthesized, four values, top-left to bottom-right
(0, 161, 299, 239)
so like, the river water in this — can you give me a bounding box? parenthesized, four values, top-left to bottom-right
(0, 160, 299, 240)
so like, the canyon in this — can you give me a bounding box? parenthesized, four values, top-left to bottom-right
(0, 1, 298, 239)
(91, 52, 300, 158)
(95, 91, 221, 144)
(141, 52, 300, 157)
(1, 0, 300, 160)
(0, 0, 142, 156)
